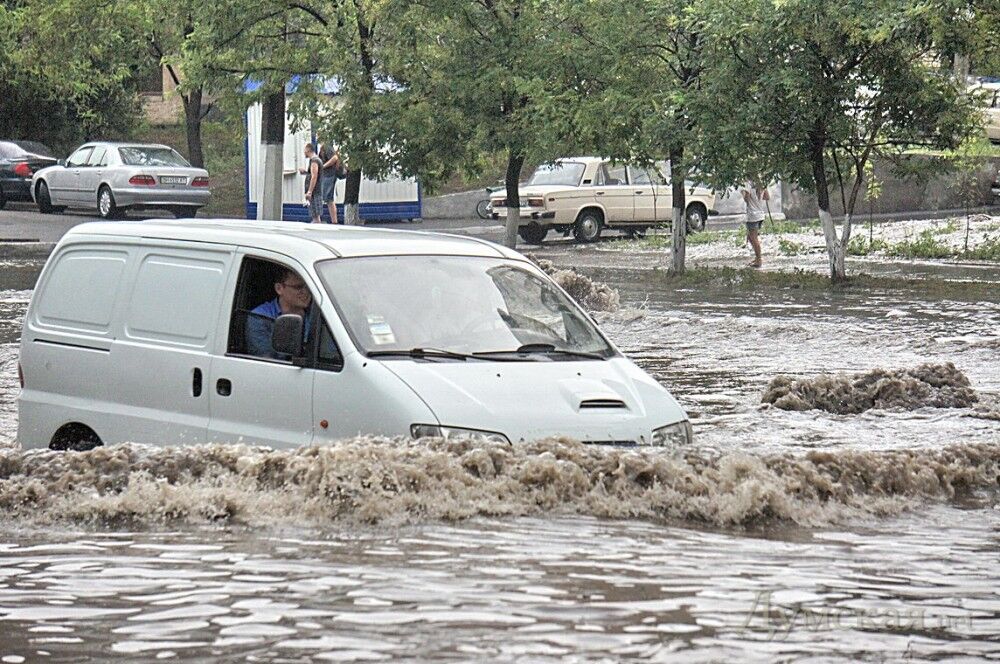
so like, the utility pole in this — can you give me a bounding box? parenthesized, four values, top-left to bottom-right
(258, 89, 286, 221)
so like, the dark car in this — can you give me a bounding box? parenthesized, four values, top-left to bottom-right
(0, 140, 58, 209)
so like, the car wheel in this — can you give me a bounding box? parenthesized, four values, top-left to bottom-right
(518, 223, 548, 245)
(36, 181, 55, 213)
(686, 203, 707, 233)
(574, 209, 604, 243)
(98, 186, 120, 219)
(0, 185, 6, 210)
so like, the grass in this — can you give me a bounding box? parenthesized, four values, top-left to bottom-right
(778, 238, 809, 255)
(125, 119, 245, 218)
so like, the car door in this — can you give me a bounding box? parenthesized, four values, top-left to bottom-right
(206, 251, 316, 448)
(54, 146, 93, 204)
(107, 243, 234, 446)
(628, 166, 662, 223)
(594, 162, 634, 223)
(78, 145, 108, 208)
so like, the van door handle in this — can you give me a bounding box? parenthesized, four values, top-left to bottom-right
(635, 190, 644, 194)
(216, 378, 232, 397)
(192, 368, 203, 397)
(595, 191, 605, 196)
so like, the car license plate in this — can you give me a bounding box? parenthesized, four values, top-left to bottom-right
(160, 176, 187, 185)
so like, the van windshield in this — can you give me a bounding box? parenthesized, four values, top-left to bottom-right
(316, 256, 614, 358)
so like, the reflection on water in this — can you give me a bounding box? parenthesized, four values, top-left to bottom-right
(0, 254, 998, 661)
(1, 508, 998, 662)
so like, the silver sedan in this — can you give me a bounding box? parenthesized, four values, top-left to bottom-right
(31, 142, 211, 219)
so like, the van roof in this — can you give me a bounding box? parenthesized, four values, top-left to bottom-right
(61, 218, 525, 261)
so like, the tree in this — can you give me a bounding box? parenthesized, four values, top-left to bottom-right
(550, 0, 708, 273)
(396, 0, 573, 248)
(700, 0, 979, 281)
(1, 0, 143, 153)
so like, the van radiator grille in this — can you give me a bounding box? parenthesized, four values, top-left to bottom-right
(579, 399, 627, 409)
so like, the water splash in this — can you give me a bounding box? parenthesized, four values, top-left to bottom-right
(529, 255, 621, 312)
(1, 437, 997, 529)
(762, 363, 978, 414)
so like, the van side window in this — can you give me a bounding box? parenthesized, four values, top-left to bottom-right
(316, 320, 343, 370)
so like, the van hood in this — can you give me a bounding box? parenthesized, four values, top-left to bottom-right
(379, 357, 686, 444)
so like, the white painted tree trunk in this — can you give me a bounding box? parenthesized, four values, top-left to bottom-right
(504, 206, 519, 249)
(818, 209, 851, 280)
(671, 206, 686, 275)
(344, 203, 362, 226)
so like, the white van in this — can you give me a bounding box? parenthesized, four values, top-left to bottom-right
(16, 220, 691, 451)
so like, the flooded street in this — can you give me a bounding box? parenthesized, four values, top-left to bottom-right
(1, 251, 999, 661)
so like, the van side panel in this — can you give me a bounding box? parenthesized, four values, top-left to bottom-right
(17, 247, 130, 449)
(101, 247, 233, 446)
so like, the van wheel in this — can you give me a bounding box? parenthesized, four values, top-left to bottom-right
(518, 223, 548, 245)
(98, 186, 120, 219)
(686, 203, 707, 233)
(50, 423, 103, 452)
(574, 209, 603, 243)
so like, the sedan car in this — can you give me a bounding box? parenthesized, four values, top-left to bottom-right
(31, 142, 211, 218)
(0, 140, 58, 209)
(490, 157, 717, 244)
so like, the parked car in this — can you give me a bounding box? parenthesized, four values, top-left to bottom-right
(489, 157, 717, 244)
(0, 140, 58, 209)
(17, 220, 692, 451)
(970, 81, 1000, 144)
(31, 142, 210, 218)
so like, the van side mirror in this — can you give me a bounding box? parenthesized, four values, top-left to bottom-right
(272, 314, 304, 358)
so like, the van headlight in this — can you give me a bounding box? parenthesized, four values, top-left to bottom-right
(411, 424, 511, 444)
(651, 420, 693, 446)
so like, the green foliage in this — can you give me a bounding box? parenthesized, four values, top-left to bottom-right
(0, 1, 143, 152)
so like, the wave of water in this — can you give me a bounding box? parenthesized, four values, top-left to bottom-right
(1, 437, 998, 530)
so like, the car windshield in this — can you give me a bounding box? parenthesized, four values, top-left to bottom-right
(118, 146, 190, 167)
(316, 256, 614, 358)
(10, 141, 54, 158)
(528, 162, 586, 187)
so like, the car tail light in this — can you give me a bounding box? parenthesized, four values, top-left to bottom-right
(527, 197, 544, 207)
(129, 174, 156, 185)
(13, 162, 32, 178)
(191, 177, 210, 187)
(18, 361, 24, 388)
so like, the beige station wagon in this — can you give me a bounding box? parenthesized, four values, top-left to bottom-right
(490, 157, 716, 244)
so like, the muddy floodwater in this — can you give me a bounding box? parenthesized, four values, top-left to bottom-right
(1, 253, 999, 662)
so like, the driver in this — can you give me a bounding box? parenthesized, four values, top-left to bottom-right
(247, 268, 313, 359)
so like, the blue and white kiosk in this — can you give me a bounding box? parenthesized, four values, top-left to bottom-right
(244, 82, 421, 223)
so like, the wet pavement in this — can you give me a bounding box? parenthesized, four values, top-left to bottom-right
(0, 249, 998, 661)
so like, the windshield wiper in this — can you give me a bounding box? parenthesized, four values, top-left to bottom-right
(367, 347, 477, 361)
(367, 348, 530, 362)
(474, 343, 606, 360)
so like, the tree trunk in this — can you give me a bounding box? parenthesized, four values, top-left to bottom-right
(503, 150, 525, 249)
(343, 169, 362, 225)
(809, 133, 847, 281)
(182, 88, 205, 169)
(258, 89, 285, 222)
(669, 148, 686, 275)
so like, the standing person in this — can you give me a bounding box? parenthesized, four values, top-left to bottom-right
(741, 180, 769, 268)
(318, 142, 341, 224)
(300, 143, 324, 224)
